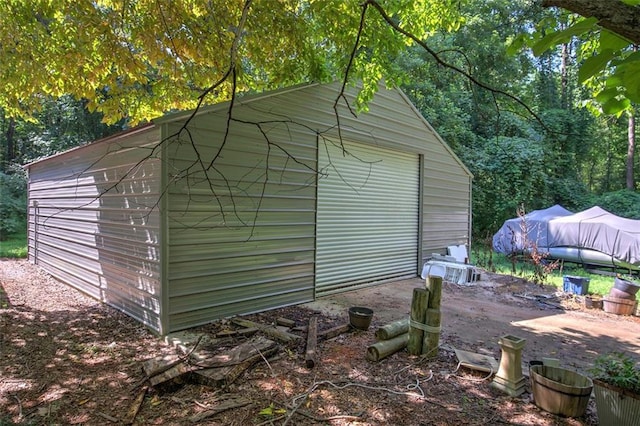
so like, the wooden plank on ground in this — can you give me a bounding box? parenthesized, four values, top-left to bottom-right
(122, 386, 147, 425)
(276, 317, 296, 328)
(231, 318, 301, 343)
(192, 336, 278, 388)
(142, 353, 195, 387)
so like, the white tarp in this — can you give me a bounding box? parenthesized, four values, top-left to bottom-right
(492, 205, 573, 254)
(547, 206, 640, 266)
(493, 205, 640, 269)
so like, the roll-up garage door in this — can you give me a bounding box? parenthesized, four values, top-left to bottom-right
(316, 140, 420, 296)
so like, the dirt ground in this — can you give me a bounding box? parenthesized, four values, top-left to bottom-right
(1, 258, 640, 425)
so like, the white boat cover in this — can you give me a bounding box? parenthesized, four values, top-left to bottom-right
(492, 205, 573, 254)
(493, 205, 640, 269)
(547, 206, 640, 266)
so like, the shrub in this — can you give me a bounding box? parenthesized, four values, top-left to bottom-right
(592, 190, 640, 219)
(590, 352, 640, 394)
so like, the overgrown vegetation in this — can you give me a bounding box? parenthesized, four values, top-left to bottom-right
(0, 230, 27, 258)
(0, 167, 27, 241)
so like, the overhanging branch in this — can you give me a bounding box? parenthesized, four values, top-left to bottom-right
(541, 0, 640, 44)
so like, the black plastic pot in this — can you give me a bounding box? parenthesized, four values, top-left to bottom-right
(348, 307, 373, 330)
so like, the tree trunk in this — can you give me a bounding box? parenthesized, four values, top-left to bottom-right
(627, 111, 636, 190)
(542, 0, 640, 45)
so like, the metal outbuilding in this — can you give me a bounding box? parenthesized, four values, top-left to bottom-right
(25, 82, 472, 334)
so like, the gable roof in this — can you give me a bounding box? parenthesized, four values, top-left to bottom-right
(25, 82, 471, 178)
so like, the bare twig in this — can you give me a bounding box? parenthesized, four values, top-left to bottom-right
(11, 394, 22, 418)
(97, 411, 119, 423)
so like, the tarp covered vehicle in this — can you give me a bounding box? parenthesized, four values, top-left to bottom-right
(493, 205, 640, 272)
(492, 204, 573, 254)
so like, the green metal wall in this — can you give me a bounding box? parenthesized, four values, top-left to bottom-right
(26, 126, 164, 332)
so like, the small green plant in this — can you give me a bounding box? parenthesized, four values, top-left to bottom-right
(590, 352, 640, 394)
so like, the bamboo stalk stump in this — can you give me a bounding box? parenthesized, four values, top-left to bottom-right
(491, 334, 527, 397)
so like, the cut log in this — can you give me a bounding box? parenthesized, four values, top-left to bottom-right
(192, 337, 278, 388)
(305, 316, 318, 368)
(188, 395, 252, 423)
(366, 333, 409, 362)
(375, 318, 409, 341)
(407, 288, 429, 355)
(231, 318, 301, 343)
(317, 323, 351, 341)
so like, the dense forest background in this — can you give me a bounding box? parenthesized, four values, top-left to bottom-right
(1, 0, 639, 244)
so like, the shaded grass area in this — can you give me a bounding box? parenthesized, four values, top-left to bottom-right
(0, 231, 27, 258)
(472, 245, 639, 300)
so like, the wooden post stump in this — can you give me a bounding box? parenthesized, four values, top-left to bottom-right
(305, 316, 318, 368)
(422, 308, 442, 359)
(423, 275, 443, 358)
(407, 288, 429, 355)
(426, 275, 443, 309)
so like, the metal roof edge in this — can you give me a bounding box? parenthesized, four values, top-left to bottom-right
(23, 123, 156, 169)
(153, 81, 322, 125)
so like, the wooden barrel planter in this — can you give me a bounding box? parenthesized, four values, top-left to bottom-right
(583, 295, 603, 310)
(603, 296, 637, 316)
(613, 277, 640, 296)
(529, 365, 593, 418)
(609, 287, 637, 300)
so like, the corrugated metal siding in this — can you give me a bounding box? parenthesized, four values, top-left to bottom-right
(164, 114, 318, 331)
(27, 127, 164, 332)
(422, 165, 472, 256)
(22, 82, 470, 335)
(284, 84, 472, 264)
(209, 83, 472, 263)
(160, 82, 472, 321)
(351, 88, 472, 259)
(316, 140, 419, 295)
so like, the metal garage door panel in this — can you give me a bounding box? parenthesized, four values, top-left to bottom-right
(316, 140, 419, 295)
